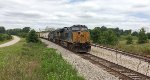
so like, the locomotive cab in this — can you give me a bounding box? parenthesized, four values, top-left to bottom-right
(71, 25, 91, 52)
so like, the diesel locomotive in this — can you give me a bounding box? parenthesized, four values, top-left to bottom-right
(39, 25, 91, 52)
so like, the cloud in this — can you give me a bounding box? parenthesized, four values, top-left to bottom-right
(0, 0, 150, 31)
(68, 0, 86, 3)
(4, 12, 42, 19)
(129, 12, 150, 20)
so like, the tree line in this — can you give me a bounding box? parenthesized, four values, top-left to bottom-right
(0, 26, 31, 38)
(0, 26, 12, 41)
(0, 26, 39, 43)
(90, 26, 149, 45)
(1, 26, 149, 45)
(0, 26, 31, 41)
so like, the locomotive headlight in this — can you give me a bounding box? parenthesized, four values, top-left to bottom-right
(78, 32, 80, 34)
(81, 34, 84, 37)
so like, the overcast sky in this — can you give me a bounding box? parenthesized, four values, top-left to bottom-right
(0, 0, 150, 31)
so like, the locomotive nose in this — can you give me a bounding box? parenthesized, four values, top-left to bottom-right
(77, 32, 85, 43)
(73, 31, 90, 43)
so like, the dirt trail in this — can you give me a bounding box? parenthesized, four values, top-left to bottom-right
(0, 36, 20, 48)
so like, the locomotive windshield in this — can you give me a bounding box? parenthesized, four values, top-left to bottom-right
(81, 27, 88, 31)
(72, 27, 80, 31)
(71, 25, 88, 31)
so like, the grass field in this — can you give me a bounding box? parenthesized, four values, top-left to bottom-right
(0, 39, 84, 80)
(112, 36, 150, 57)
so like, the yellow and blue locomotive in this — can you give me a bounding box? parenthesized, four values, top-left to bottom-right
(41, 25, 91, 52)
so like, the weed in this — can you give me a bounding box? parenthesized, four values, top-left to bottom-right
(0, 39, 84, 80)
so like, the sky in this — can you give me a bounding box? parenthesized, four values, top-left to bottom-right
(0, 0, 150, 31)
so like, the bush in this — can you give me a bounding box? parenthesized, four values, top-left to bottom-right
(126, 35, 133, 44)
(0, 34, 12, 41)
(138, 28, 148, 44)
(104, 30, 118, 45)
(91, 27, 118, 45)
(0, 34, 4, 41)
(147, 33, 150, 39)
(17, 32, 28, 38)
(98, 30, 118, 45)
(26, 29, 39, 43)
(132, 31, 138, 37)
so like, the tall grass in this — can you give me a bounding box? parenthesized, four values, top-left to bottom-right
(0, 39, 84, 80)
(112, 40, 150, 57)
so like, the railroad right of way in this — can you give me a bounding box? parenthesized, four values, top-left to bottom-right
(79, 53, 150, 80)
(41, 38, 150, 80)
(41, 38, 119, 80)
(91, 44, 150, 77)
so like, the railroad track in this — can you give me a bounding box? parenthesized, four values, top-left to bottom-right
(78, 53, 150, 80)
(42, 38, 150, 80)
(91, 44, 150, 62)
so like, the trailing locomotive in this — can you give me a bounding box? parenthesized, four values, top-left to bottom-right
(39, 25, 91, 52)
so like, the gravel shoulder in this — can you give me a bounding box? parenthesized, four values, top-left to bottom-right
(41, 39, 119, 80)
(0, 36, 20, 48)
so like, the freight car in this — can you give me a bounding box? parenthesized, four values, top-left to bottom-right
(40, 25, 91, 52)
(38, 31, 49, 39)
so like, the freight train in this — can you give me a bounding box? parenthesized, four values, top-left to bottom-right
(39, 25, 91, 52)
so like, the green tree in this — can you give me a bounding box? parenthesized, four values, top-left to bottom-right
(132, 31, 138, 37)
(126, 35, 133, 44)
(0, 34, 4, 41)
(0, 34, 12, 41)
(138, 28, 148, 44)
(90, 27, 101, 43)
(0, 26, 6, 33)
(123, 30, 131, 35)
(113, 27, 120, 37)
(103, 30, 118, 45)
(101, 26, 107, 31)
(26, 30, 39, 43)
(22, 27, 30, 33)
(6, 28, 22, 35)
(90, 27, 118, 45)
(17, 33, 28, 38)
(147, 33, 150, 39)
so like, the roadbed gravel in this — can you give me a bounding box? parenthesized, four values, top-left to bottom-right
(0, 36, 20, 48)
(41, 39, 119, 80)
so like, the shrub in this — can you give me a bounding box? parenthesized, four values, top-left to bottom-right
(0, 34, 12, 41)
(147, 33, 150, 39)
(138, 28, 148, 44)
(0, 34, 4, 41)
(126, 35, 133, 44)
(0, 26, 6, 34)
(132, 31, 138, 37)
(26, 29, 39, 43)
(105, 30, 118, 45)
(17, 32, 28, 38)
(98, 30, 118, 45)
(90, 27, 118, 45)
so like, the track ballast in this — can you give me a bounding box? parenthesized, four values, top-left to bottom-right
(42, 38, 150, 80)
(78, 53, 150, 80)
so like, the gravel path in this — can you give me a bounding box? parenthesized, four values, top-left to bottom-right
(41, 39, 119, 80)
(0, 36, 20, 48)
